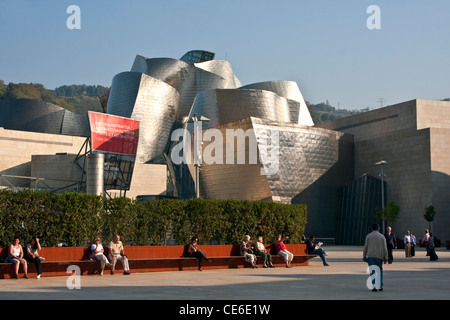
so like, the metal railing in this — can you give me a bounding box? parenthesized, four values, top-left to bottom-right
(0, 174, 82, 193)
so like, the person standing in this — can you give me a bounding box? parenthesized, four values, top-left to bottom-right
(108, 235, 130, 275)
(422, 229, 430, 256)
(426, 233, 438, 261)
(404, 231, 412, 258)
(383, 227, 397, 264)
(410, 231, 417, 257)
(363, 224, 388, 292)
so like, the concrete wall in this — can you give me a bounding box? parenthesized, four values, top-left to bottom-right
(31, 154, 84, 192)
(0, 128, 87, 188)
(123, 163, 167, 199)
(0, 128, 166, 198)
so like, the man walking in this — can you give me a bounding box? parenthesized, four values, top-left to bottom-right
(363, 224, 388, 292)
(384, 226, 397, 264)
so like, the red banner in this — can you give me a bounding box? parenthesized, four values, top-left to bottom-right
(88, 111, 139, 155)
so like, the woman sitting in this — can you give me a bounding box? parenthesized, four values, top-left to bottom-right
(25, 237, 45, 279)
(240, 235, 257, 269)
(255, 236, 274, 268)
(7, 237, 28, 279)
(188, 236, 212, 271)
(275, 234, 293, 268)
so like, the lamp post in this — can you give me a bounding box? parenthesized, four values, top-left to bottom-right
(187, 113, 210, 198)
(375, 160, 387, 232)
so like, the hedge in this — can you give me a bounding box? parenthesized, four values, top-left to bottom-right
(0, 190, 307, 248)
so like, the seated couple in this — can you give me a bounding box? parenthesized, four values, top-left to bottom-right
(91, 235, 131, 276)
(241, 235, 275, 269)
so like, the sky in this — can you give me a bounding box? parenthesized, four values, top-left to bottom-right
(0, 0, 449, 110)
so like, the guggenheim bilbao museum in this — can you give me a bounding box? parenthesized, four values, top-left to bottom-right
(1, 50, 450, 245)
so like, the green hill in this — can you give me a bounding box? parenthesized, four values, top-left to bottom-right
(307, 101, 365, 123)
(0, 80, 107, 114)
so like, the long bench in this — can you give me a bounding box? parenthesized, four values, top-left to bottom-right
(0, 244, 316, 279)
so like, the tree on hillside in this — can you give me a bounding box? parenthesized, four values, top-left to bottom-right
(53, 84, 108, 97)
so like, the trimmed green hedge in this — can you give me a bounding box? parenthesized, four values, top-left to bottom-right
(0, 190, 307, 247)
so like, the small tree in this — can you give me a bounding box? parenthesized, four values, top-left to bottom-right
(424, 205, 436, 232)
(376, 201, 400, 224)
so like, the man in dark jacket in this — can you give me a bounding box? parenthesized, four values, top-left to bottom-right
(306, 235, 329, 266)
(384, 226, 397, 264)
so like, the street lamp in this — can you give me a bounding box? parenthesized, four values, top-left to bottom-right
(187, 113, 210, 198)
(375, 160, 387, 232)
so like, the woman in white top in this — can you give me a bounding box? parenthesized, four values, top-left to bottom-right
(8, 237, 28, 279)
(255, 236, 274, 268)
(91, 237, 111, 276)
(240, 235, 257, 268)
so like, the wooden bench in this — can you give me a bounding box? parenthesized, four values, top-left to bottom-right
(0, 244, 316, 279)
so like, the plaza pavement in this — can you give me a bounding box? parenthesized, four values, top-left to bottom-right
(0, 246, 449, 301)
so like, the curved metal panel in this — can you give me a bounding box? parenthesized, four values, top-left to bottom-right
(107, 71, 180, 163)
(240, 81, 303, 102)
(106, 71, 142, 118)
(187, 88, 292, 130)
(131, 56, 195, 89)
(129, 54, 241, 119)
(197, 116, 353, 206)
(195, 60, 242, 88)
(131, 74, 179, 163)
(0, 99, 88, 136)
(240, 81, 314, 126)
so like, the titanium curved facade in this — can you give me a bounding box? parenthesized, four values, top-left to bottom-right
(130, 55, 241, 119)
(106, 71, 179, 163)
(106, 50, 317, 196)
(107, 50, 248, 164)
(194, 60, 242, 88)
(187, 88, 292, 130)
(0, 99, 89, 137)
(239, 81, 313, 126)
(197, 117, 354, 238)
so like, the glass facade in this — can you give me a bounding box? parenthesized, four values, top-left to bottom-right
(336, 174, 385, 245)
(180, 50, 215, 64)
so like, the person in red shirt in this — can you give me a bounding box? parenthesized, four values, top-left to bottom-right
(275, 235, 293, 268)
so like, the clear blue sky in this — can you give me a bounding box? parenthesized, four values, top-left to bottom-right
(1, 0, 449, 110)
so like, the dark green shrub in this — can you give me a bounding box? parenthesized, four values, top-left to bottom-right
(0, 190, 307, 247)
